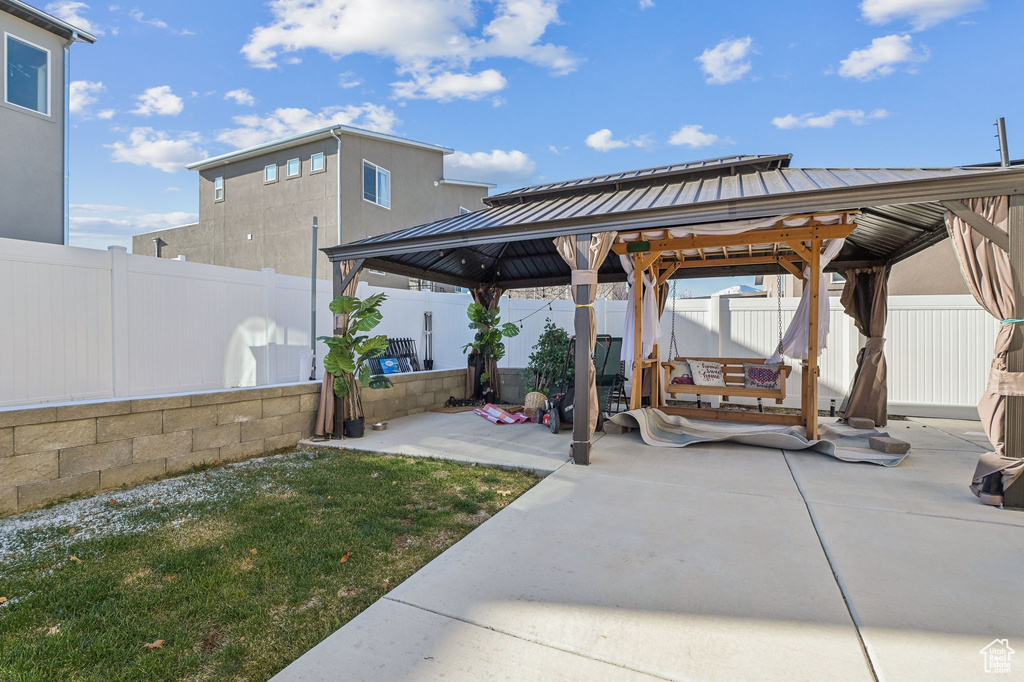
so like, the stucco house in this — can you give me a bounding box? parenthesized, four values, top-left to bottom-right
(133, 125, 494, 290)
(0, 0, 96, 245)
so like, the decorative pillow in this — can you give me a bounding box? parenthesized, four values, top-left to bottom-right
(688, 359, 726, 387)
(743, 363, 781, 390)
(668, 361, 695, 385)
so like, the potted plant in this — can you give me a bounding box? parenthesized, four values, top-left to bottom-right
(522, 318, 570, 395)
(462, 302, 519, 401)
(318, 292, 392, 438)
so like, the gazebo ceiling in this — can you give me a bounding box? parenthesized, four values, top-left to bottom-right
(323, 154, 1024, 290)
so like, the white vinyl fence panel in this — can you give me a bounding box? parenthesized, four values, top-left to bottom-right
(0, 237, 998, 418)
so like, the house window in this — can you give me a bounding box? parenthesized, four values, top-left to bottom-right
(362, 160, 391, 209)
(286, 158, 300, 177)
(214, 176, 224, 201)
(5, 33, 51, 115)
(459, 206, 471, 215)
(264, 164, 277, 183)
(310, 152, 325, 173)
(830, 272, 846, 284)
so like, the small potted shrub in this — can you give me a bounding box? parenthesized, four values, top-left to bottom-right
(522, 318, 570, 395)
(318, 292, 392, 438)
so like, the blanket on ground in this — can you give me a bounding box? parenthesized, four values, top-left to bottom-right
(608, 409, 908, 467)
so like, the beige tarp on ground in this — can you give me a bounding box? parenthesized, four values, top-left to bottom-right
(839, 265, 889, 427)
(945, 196, 1024, 504)
(554, 232, 617, 442)
(314, 260, 362, 438)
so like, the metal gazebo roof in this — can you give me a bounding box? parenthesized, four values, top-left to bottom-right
(322, 154, 1024, 289)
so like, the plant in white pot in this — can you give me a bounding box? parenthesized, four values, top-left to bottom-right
(318, 292, 392, 437)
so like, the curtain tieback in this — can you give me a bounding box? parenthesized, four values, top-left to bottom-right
(575, 303, 593, 308)
(1001, 319, 1024, 324)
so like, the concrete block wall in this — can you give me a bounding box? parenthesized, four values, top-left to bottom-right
(360, 369, 467, 424)
(0, 382, 320, 515)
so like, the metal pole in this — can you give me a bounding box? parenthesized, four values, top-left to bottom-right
(310, 216, 318, 381)
(997, 117, 1010, 168)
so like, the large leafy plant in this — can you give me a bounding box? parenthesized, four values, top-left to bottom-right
(461, 302, 519, 384)
(522, 318, 570, 395)
(318, 292, 392, 420)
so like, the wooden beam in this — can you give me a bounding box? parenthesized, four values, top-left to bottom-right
(672, 254, 803, 271)
(785, 241, 813, 262)
(660, 405, 803, 426)
(778, 258, 805, 280)
(805, 238, 822, 440)
(656, 263, 681, 286)
(611, 223, 856, 256)
(940, 200, 1009, 252)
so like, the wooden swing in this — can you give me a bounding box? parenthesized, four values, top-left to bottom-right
(610, 212, 858, 439)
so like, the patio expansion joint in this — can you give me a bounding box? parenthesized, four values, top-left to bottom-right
(804, 499, 1024, 529)
(381, 595, 677, 682)
(781, 450, 881, 682)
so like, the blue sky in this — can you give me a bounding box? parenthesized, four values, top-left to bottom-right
(53, 0, 1020, 293)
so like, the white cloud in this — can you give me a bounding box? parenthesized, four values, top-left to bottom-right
(392, 68, 507, 101)
(838, 34, 929, 80)
(338, 71, 363, 89)
(241, 0, 576, 100)
(128, 9, 195, 35)
(444, 149, 535, 185)
(668, 124, 722, 148)
(45, 1, 103, 35)
(216, 104, 399, 149)
(584, 128, 651, 152)
(97, 109, 115, 119)
(224, 88, 256, 106)
(107, 127, 206, 173)
(69, 80, 105, 114)
(69, 207, 198, 250)
(696, 37, 753, 84)
(639, 0, 654, 8)
(860, 0, 984, 30)
(131, 86, 184, 116)
(772, 109, 889, 129)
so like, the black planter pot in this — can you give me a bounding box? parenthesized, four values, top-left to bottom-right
(344, 417, 365, 438)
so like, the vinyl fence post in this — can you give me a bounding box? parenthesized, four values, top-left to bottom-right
(108, 246, 130, 398)
(262, 268, 277, 385)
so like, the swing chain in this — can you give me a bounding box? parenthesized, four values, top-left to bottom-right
(669, 279, 679, 359)
(775, 255, 785, 358)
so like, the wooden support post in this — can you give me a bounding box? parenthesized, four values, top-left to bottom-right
(572, 233, 593, 465)
(1004, 195, 1024, 508)
(630, 254, 644, 409)
(805, 239, 822, 440)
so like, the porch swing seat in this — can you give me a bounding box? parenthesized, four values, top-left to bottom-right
(661, 357, 792, 403)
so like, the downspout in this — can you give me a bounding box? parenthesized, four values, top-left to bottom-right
(63, 31, 79, 245)
(329, 128, 343, 245)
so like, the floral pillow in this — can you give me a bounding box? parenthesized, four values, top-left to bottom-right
(688, 359, 726, 387)
(668, 361, 694, 385)
(743, 363, 781, 390)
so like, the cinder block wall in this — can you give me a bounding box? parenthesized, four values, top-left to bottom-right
(0, 382, 321, 515)
(360, 369, 467, 424)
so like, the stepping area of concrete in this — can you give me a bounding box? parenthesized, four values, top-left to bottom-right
(280, 413, 1022, 681)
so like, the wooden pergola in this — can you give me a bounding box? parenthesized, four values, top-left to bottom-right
(611, 212, 857, 440)
(321, 153, 1024, 508)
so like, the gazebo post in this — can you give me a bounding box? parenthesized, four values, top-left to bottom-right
(572, 233, 593, 465)
(331, 258, 364, 437)
(805, 239, 822, 440)
(1004, 195, 1024, 508)
(630, 255, 644, 409)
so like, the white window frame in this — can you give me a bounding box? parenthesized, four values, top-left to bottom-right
(264, 164, 277, 184)
(830, 272, 847, 284)
(4, 32, 52, 117)
(214, 176, 224, 202)
(286, 158, 301, 178)
(459, 206, 471, 215)
(362, 159, 391, 210)
(310, 152, 325, 174)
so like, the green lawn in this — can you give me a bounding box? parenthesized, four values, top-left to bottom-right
(0, 447, 539, 681)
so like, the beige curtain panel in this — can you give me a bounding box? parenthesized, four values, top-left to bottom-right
(466, 283, 506, 402)
(945, 195, 1024, 504)
(554, 231, 617, 441)
(314, 260, 362, 438)
(839, 265, 890, 427)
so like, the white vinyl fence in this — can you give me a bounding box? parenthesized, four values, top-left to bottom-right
(0, 237, 997, 418)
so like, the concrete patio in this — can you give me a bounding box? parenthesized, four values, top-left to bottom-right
(279, 413, 1023, 681)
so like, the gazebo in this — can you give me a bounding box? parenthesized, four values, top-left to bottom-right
(322, 153, 1024, 509)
